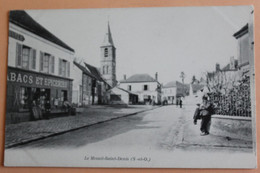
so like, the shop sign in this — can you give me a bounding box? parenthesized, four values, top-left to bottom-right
(9, 30, 25, 42)
(7, 69, 68, 88)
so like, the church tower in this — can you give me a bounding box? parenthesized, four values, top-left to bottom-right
(100, 22, 117, 87)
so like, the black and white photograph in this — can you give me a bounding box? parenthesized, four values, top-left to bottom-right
(4, 6, 256, 168)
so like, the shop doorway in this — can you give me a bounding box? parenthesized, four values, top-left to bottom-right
(61, 90, 68, 102)
(32, 88, 50, 109)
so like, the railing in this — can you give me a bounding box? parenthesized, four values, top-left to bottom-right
(208, 76, 251, 117)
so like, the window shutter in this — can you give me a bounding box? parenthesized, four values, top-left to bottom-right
(51, 56, 55, 74)
(67, 61, 70, 77)
(40, 52, 43, 71)
(16, 43, 22, 67)
(59, 58, 62, 75)
(32, 49, 36, 70)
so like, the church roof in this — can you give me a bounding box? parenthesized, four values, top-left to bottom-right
(120, 74, 158, 83)
(101, 22, 114, 47)
(9, 10, 75, 53)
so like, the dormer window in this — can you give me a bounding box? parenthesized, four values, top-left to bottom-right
(104, 48, 108, 57)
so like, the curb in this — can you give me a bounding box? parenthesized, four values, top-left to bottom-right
(5, 106, 162, 149)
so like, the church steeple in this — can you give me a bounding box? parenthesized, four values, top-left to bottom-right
(102, 22, 114, 47)
(100, 21, 117, 87)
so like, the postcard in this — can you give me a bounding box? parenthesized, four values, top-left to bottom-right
(4, 6, 256, 168)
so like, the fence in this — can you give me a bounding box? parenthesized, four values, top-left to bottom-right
(208, 76, 251, 117)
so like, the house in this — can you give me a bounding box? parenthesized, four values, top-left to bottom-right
(106, 87, 138, 105)
(233, 24, 252, 77)
(72, 61, 110, 106)
(7, 10, 75, 124)
(162, 81, 201, 104)
(161, 81, 177, 104)
(119, 73, 161, 104)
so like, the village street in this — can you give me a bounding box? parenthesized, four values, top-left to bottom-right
(9, 105, 186, 150)
(8, 104, 252, 153)
(5, 104, 254, 167)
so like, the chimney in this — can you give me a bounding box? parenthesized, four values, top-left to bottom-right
(230, 56, 235, 70)
(123, 74, 126, 80)
(216, 63, 220, 72)
(155, 72, 158, 81)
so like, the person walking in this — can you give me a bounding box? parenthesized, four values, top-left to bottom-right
(194, 96, 213, 136)
(179, 98, 183, 108)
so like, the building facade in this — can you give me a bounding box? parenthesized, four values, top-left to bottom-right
(106, 87, 138, 105)
(162, 81, 177, 104)
(6, 10, 75, 124)
(233, 24, 251, 77)
(119, 73, 161, 104)
(100, 23, 117, 88)
(73, 61, 110, 106)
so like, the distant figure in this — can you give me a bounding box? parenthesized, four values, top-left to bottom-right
(176, 99, 179, 107)
(44, 100, 51, 119)
(179, 99, 183, 108)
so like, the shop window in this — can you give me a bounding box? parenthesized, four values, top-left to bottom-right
(19, 87, 31, 110)
(40, 52, 55, 74)
(16, 43, 36, 70)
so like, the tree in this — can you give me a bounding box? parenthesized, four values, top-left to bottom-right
(180, 71, 186, 84)
(205, 70, 239, 94)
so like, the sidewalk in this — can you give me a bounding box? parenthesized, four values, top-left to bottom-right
(178, 106, 253, 150)
(5, 105, 160, 148)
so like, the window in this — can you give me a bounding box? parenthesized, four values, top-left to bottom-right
(61, 60, 67, 77)
(128, 85, 131, 91)
(110, 94, 121, 101)
(103, 66, 105, 74)
(16, 43, 36, 70)
(59, 58, 70, 77)
(106, 66, 109, 74)
(143, 85, 148, 91)
(22, 46, 30, 69)
(104, 48, 108, 57)
(40, 52, 55, 74)
(43, 53, 50, 73)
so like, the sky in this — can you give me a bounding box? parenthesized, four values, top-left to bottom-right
(27, 5, 253, 85)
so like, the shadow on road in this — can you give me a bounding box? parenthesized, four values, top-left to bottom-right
(13, 112, 159, 149)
